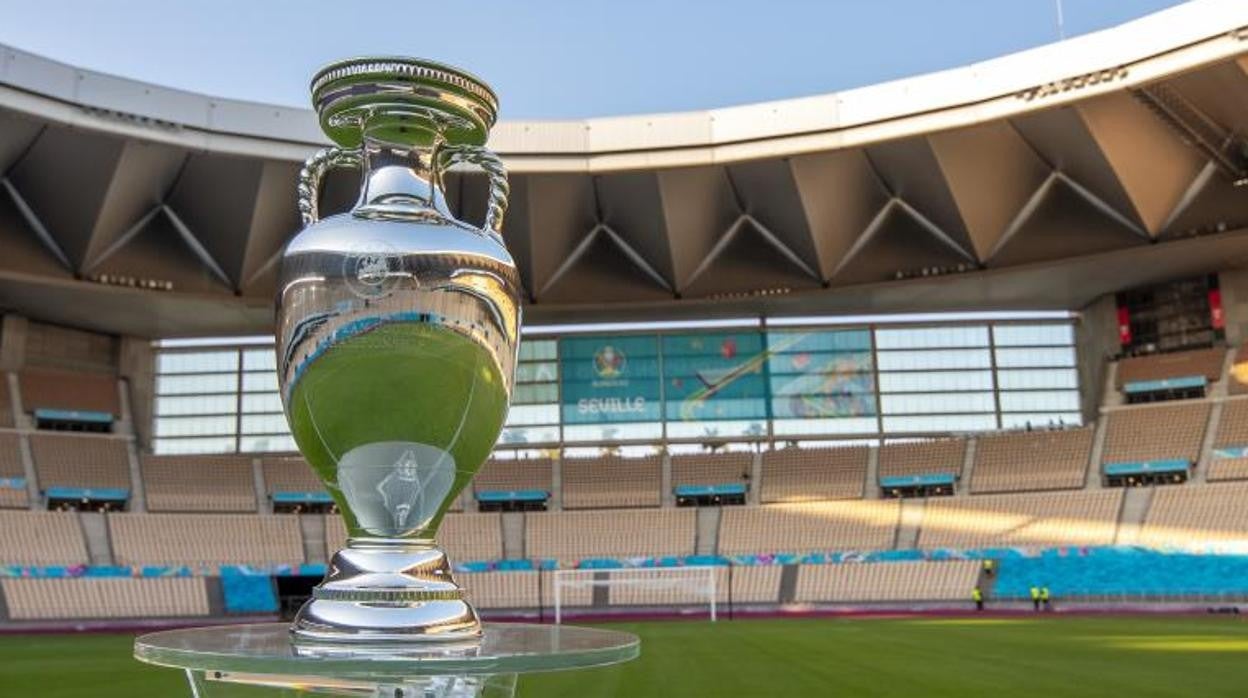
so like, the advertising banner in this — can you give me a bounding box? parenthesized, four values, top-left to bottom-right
(766, 330, 876, 418)
(662, 332, 769, 422)
(559, 335, 662, 424)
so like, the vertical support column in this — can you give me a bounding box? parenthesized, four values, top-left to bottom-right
(5, 373, 23, 430)
(0, 314, 29, 372)
(864, 446, 881, 499)
(124, 437, 146, 513)
(1194, 400, 1223, 483)
(117, 337, 156, 451)
(661, 451, 673, 507)
(17, 432, 40, 510)
(1086, 409, 1110, 490)
(748, 449, 762, 505)
(550, 453, 563, 511)
(960, 438, 977, 496)
(252, 457, 268, 513)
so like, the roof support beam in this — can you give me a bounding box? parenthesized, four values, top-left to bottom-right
(829, 199, 895, 279)
(161, 204, 232, 287)
(1158, 160, 1217, 235)
(680, 215, 747, 292)
(1056, 172, 1149, 239)
(82, 205, 162, 272)
(742, 214, 819, 280)
(987, 172, 1059, 261)
(1, 176, 70, 270)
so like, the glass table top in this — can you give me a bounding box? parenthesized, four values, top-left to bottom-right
(134, 622, 639, 680)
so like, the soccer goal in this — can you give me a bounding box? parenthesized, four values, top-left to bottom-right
(551, 566, 720, 624)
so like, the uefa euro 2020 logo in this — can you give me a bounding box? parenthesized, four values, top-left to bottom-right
(594, 345, 626, 378)
(343, 240, 403, 299)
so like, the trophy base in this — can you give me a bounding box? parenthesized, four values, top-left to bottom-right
(292, 543, 481, 643)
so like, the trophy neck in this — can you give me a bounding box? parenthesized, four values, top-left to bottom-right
(353, 136, 450, 220)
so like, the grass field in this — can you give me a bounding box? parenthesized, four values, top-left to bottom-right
(3, 616, 1248, 696)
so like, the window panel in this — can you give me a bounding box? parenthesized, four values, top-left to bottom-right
(505, 404, 560, 426)
(562, 423, 663, 443)
(515, 362, 558, 384)
(242, 372, 280, 392)
(243, 350, 277, 371)
(881, 392, 995, 415)
(665, 420, 768, 440)
(240, 435, 298, 453)
(772, 417, 878, 436)
(513, 384, 558, 405)
(1000, 413, 1083, 429)
(153, 436, 237, 455)
(241, 393, 284, 414)
(998, 390, 1080, 412)
(994, 347, 1076, 368)
(882, 414, 998, 432)
(992, 324, 1074, 347)
(156, 373, 237, 396)
(157, 351, 239, 374)
(875, 349, 992, 371)
(874, 326, 989, 350)
(877, 370, 993, 393)
(500, 425, 560, 445)
(518, 340, 557, 362)
(240, 414, 291, 435)
(155, 394, 237, 416)
(996, 368, 1078, 390)
(155, 415, 237, 437)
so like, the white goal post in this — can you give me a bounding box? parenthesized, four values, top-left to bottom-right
(552, 566, 719, 624)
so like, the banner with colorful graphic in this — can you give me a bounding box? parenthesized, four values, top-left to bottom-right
(559, 335, 662, 424)
(766, 330, 876, 418)
(662, 332, 769, 422)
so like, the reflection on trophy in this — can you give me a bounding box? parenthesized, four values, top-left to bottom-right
(275, 57, 521, 642)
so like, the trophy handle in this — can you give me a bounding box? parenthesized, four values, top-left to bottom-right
(297, 146, 364, 227)
(435, 144, 510, 243)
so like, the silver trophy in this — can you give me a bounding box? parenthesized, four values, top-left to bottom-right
(276, 57, 520, 643)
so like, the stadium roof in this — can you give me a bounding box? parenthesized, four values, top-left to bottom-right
(1, 0, 1247, 337)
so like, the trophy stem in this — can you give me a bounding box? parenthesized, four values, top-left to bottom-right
(292, 542, 482, 643)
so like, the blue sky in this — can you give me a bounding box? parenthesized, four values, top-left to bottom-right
(0, 0, 1184, 119)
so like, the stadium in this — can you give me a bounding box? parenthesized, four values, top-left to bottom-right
(3, 1, 1248, 695)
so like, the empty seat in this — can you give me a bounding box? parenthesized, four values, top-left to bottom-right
(325, 512, 503, 563)
(561, 454, 661, 509)
(1210, 400, 1248, 482)
(0, 432, 28, 508)
(719, 501, 900, 555)
(0, 510, 88, 565)
(109, 513, 304, 565)
(260, 455, 325, 495)
(607, 567, 730, 606)
(19, 368, 120, 416)
(1, 577, 209, 619)
(526, 509, 695, 564)
(1100, 402, 1211, 466)
(670, 451, 753, 488)
(29, 433, 131, 490)
(918, 490, 1122, 549)
(1138, 483, 1248, 549)
(795, 561, 979, 602)
(1116, 347, 1227, 388)
(142, 454, 256, 512)
(970, 428, 1093, 493)
(878, 439, 965, 480)
(760, 445, 868, 502)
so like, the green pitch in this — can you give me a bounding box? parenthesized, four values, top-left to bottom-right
(3, 616, 1248, 697)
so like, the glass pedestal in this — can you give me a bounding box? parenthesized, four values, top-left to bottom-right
(134, 622, 639, 697)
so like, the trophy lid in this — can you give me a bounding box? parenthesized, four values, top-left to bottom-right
(311, 57, 499, 149)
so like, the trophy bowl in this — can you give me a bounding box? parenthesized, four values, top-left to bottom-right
(275, 57, 521, 643)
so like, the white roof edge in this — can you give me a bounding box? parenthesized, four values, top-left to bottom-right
(2, 0, 1247, 170)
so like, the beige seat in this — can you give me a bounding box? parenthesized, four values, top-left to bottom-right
(0, 510, 88, 565)
(526, 509, 695, 564)
(29, 433, 131, 490)
(109, 513, 304, 565)
(561, 454, 662, 509)
(0, 433, 28, 508)
(19, 368, 120, 417)
(970, 428, 1092, 493)
(795, 561, 979, 602)
(719, 501, 900, 555)
(760, 446, 867, 502)
(1, 577, 209, 619)
(1116, 347, 1226, 388)
(1101, 402, 1211, 466)
(918, 490, 1122, 549)
(325, 512, 503, 563)
(879, 439, 965, 480)
(1138, 483, 1248, 549)
(142, 454, 256, 512)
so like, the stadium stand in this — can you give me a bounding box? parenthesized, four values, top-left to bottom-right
(260, 455, 324, 496)
(670, 451, 753, 489)
(541, 570, 593, 608)
(0, 577, 210, 619)
(459, 569, 541, 609)
(0, 432, 28, 508)
(525, 509, 695, 564)
(607, 566, 730, 606)
(325, 512, 503, 563)
(0, 510, 88, 565)
(473, 456, 553, 510)
(1137, 483, 1248, 549)
(109, 514, 304, 565)
(18, 368, 120, 419)
(970, 428, 1093, 493)
(718, 501, 900, 555)
(561, 454, 662, 509)
(794, 560, 980, 603)
(28, 433, 131, 491)
(1100, 402, 1211, 470)
(142, 454, 256, 512)
(1210, 399, 1248, 481)
(1116, 347, 1227, 388)
(760, 445, 868, 502)
(917, 490, 1123, 549)
(878, 439, 965, 480)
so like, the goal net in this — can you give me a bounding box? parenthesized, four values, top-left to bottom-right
(551, 566, 720, 624)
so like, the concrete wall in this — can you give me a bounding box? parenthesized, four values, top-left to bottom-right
(1076, 294, 1120, 419)
(1219, 268, 1248, 347)
(24, 321, 118, 374)
(118, 337, 155, 449)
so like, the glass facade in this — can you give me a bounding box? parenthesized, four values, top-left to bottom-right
(152, 320, 1081, 454)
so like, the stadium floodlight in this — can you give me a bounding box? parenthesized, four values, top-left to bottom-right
(553, 567, 720, 624)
